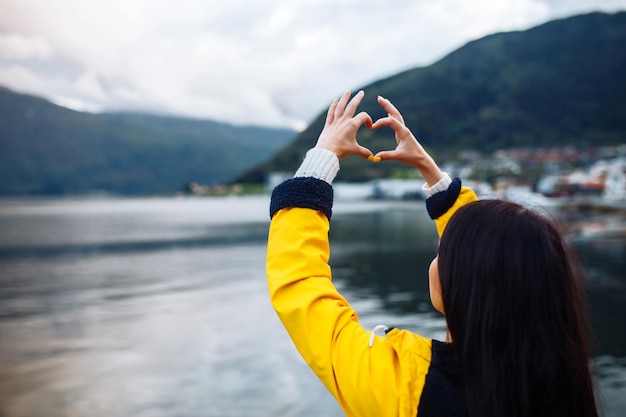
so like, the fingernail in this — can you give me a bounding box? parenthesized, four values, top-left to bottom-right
(333, 98, 338, 104)
(368, 155, 381, 163)
(345, 90, 351, 96)
(358, 90, 364, 95)
(378, 95, 384, 100)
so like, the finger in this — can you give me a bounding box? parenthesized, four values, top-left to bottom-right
(334, 90, 351, 118)
(355, 145, 373, 160)
(371, 115, 405, 131)
(344, 90, 365, 118)
(377, 95, 405, 124)
(352, 111, 373, 129)
(374, 150, 401, 161)
(326, 98, 338, 125)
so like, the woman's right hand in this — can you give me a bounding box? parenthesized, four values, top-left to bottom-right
(371, 96, 444, 187)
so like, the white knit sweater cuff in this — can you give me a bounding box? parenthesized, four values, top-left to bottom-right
(294, 148, 340, 184)
(422, 172, 452, 197)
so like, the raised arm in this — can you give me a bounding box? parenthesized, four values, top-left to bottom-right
(268, 92, 406, 417)
(267, 91, 477, 417)
(371, 95, 478, 236)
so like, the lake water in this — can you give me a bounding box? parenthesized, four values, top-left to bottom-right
(0, 196, 624, 417)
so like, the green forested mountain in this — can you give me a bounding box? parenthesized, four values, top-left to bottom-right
(238, 11, 626, 183)
(0, 87, 295, 195)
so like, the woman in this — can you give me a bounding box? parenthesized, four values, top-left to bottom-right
(266, 90, 598, 417)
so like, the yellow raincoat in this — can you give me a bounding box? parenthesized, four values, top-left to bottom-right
(267, 177, 477, 417)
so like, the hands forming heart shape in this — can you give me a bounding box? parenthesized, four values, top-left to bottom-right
(315, 90, 443, 186)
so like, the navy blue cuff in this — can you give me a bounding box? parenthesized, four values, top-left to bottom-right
(426, 177, 462, 220)
(269, 177, 334, 219)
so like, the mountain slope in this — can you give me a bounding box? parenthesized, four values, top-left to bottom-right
(238, 11, 626, 183)
(0, 87, 296, 195)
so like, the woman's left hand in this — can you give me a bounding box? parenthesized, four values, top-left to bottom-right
(315, 90, 374, 159)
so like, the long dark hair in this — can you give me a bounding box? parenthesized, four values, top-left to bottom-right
(437, 199, 598, 417)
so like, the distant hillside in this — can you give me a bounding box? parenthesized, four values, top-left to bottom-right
(238, 11, 626, 183)
(0, 87, 295, 195)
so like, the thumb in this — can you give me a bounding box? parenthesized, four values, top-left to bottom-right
(374, 150, 401, 161)
(356, 144, 373, 160)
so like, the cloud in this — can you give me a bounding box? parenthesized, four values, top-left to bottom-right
(0, 0, 624, 129)
(0, 34, 53, 60)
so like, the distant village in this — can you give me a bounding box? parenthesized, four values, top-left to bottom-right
(264, 144, 626, 205)
(183, 144, 626, 210)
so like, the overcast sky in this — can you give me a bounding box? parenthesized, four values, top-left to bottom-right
(1, 0, 625, 130)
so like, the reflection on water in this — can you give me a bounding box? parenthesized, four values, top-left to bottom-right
(0, 197, 624, 416)
(331, 206, 439, 314)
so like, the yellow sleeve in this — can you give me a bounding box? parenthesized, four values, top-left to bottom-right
(266, 177, 475, 416)
(433, 186, 478, 237)
(267, 207, 427, 417)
